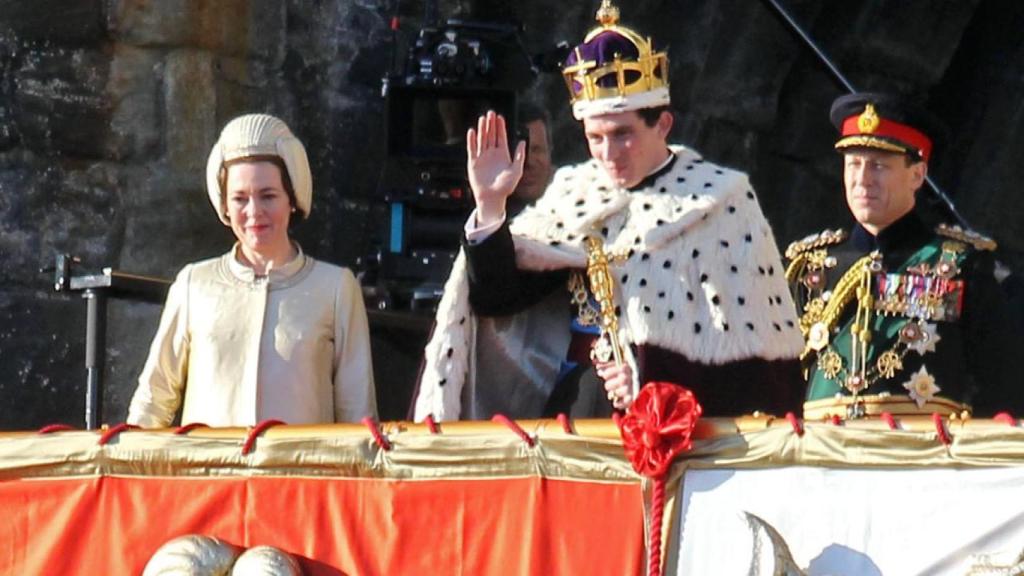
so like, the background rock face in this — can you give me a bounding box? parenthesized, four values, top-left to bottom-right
(1, 0, 1022, 429)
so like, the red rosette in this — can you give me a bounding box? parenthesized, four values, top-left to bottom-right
(618, 382, 702, 478)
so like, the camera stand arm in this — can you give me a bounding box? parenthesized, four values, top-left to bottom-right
(48, 254, 171, 429)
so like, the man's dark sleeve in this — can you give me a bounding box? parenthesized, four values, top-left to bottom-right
(463, 221, 569, 316)
(962, 250, 1024, 415)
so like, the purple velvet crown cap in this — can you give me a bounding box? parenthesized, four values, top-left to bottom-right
(565, 30, 642, 91)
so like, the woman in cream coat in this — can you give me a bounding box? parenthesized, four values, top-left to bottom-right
(127, 114, 376, 427)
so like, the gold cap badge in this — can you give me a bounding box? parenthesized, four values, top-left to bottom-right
(857, 103, 880, 133)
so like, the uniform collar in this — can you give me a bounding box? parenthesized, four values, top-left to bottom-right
(851, 210, 930, 253)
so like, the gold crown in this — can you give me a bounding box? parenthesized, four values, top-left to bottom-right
(561, 0, 669, 107)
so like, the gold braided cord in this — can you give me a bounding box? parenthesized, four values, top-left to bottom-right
(936, 223, 997, 251)
(799, 254, 875, 362)
(784, 229, 847, 260)
(815, 255, 876, 334)
(834, 135, 911, 155)
(784, 252, 808, 284)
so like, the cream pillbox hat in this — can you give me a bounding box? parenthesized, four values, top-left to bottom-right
(205, 114, 312, 225)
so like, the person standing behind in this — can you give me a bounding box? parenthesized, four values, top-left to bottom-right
(505, 101, 554, 216)
(128, 114, 376, 427)
(413, 1, 804, 421)
(786, 93, 1022, 419)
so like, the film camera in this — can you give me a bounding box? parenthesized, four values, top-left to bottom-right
(371, 19, 535, 311)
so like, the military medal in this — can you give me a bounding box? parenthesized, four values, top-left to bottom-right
(935, 260, 958, 279)
(808, 322, 830, 351)
(908, 322, 941, 355)
(903, 365, 940, 408)
(844, 374, 867, 394)
(898, 322, 924, 344)
(818, 349, 842, 380)
(803, 270, 825, 290)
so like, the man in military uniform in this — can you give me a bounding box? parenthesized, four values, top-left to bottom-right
(786, 93, 1022, 419)
(412, 1, 804, 421)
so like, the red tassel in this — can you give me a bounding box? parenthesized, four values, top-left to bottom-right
(647, 477, 666, 576)
(556, 413, 574, 434)
(931, 413, 952, 445)
(880, 412, 898, 430)
(491, 414, 535, 447)
(173, 423, 208, 435)
(424, 414, 441, 434)
(38, 424, 75, 434)
(362, 417, 392, 451)
(241, 419, 286, 455)
(993, 412, 1017, 426)
(97, 423, 140, 445)
(785, 412, 804, 437)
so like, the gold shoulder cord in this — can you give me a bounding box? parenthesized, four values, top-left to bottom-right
(784, 252, 808, 285)
(800, 254, 876, 361)
(583, 236, 625, 366)
(816, 254, 877, 335)
(848, 257, 877, 386)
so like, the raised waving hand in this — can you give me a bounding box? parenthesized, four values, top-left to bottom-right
(466, 110, 527, 227)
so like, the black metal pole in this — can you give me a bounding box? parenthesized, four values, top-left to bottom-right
(84, 289, 107, 430)
(761, 0, 972, 231)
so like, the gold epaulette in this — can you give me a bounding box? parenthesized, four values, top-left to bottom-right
(785, 229, 847, 260)
(936, 223, 997, 251)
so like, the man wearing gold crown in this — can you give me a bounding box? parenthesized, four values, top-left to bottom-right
(786, 93, 1023, 420)
(413, 2, 804, 421)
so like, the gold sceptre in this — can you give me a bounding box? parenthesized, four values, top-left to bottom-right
(583, 235, 625, 366)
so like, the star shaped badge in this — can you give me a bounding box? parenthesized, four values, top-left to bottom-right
(908, 322, 941, 355)
(903, 365, 941, 408)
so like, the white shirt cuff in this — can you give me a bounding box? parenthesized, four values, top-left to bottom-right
(464, 209, 506, 245)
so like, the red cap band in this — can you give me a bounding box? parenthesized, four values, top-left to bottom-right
(840, 115, 933, 161)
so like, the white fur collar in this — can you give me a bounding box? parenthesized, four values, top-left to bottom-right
(414, 146, 804, 421)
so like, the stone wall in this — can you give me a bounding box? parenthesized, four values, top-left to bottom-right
(1, 0, 1022, 429)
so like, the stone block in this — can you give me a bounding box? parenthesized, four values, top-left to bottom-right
(105, 299, 165, 424)
(688, 1, 823, 130)
(106, 0, 192, 47)
(0, 159, 124, 289)
(109, 0, 285, 64)
(0, 36, 17, 151)
(117, 165, 227, 277)
(106, 45, 163, 161)
(0, 289, 161, 430)
(164, 49, 216, 174)
(12, 47, 112, 158)
(0, 0, 104, 45)
(0, 290, 86, 430)
(213, 55, 274, 124)
(0, 166, 41, 287)
(831, 0, 980, 85)
(195, 0, 286, 65)
(0, 103, 16, 151)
